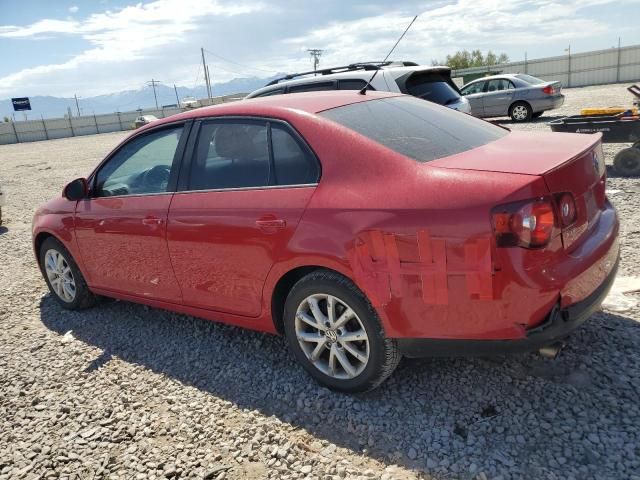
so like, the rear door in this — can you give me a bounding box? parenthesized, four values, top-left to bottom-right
(167, 118, 320, 316)
(461, 81, 486, 116)
(482, 78, 515, 117)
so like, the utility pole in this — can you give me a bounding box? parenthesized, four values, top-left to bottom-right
(174, 84, 180, 105)
(565, 45, 571, 87)
(147, 79, 162, 109)
(617, 37, 622, 83)
(308, 49, 323, 74)
(74, 94, 81, 116)
(201, 48, 212, 100)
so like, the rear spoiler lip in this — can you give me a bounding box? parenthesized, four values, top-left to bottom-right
(544, 132, 602, 175)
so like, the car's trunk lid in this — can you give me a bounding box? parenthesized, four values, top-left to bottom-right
(429, 131, 606, 247)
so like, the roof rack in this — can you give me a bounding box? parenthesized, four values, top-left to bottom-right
(265, 61, 419, 86)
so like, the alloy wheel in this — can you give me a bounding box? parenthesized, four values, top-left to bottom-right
(295, 293, 370, 379)
(512, 105, 528, 121)
(44, 249, 76, 302)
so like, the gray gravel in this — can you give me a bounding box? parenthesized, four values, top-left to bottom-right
(1, 83, 639, 480)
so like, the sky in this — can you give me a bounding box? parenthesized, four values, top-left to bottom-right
(0, 0, 637, 98)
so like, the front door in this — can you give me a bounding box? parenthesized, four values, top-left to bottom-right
(74, 124, 187, 302)
(167, 119, 320, 317)
(461, 80, 486, 117)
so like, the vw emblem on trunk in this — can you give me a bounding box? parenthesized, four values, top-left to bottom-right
(592, 151, 600, 175)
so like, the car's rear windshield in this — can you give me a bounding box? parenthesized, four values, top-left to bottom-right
(404, 72, 461, 105)
(515, 74, 545, 85)
(319, 96, 508, 163)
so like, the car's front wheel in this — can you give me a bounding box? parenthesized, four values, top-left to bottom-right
(283, 270, 400, 393)
(509, 102, 533, 122)
(39, 237, 96, 310)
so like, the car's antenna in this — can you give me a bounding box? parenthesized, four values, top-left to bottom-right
(359, 15, 418, 95)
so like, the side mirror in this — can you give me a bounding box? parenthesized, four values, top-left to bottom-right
(63, 178, 88, 201)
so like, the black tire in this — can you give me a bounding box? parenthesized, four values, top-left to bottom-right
(532, 111, 544, 119)
(283, 270, 400, 393)
(613, 147, 640, 177)
(39, 237, 96, 310)
(509, 101, 533, 122)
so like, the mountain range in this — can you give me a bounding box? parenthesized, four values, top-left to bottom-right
(1, 75, 280, 120)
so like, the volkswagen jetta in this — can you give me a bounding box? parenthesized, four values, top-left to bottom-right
(33, 91, 619, 392)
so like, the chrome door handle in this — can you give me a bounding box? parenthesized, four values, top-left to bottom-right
(142, 217, 163, 226)
(255, 219, 286, 229)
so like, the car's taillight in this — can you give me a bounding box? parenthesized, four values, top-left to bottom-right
(492, 198, 556, 248)
(542, 85, 554, 95)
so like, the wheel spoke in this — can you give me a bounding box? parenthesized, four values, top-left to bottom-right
(341, 342, 367, 364)
(307, 297, 327, 325)
(328, 345, 337, 376)
(297, 331, 325, 343)
(326, 295, 336, 325)
(55, 253, 64, 271)
(339, 329, 367, 343)
(297, 311, 325, 331)
(333, 308, 354, 329)
(310, 340, 327, 361)
(334, 347, 356, 378)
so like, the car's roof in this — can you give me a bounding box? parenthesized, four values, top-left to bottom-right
(247, 65, 452, 98)
(145, 90, 404, 130)
(466, 73, 528, 84)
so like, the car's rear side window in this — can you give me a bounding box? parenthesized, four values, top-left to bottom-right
(319, 96, 508, 163)
(289, 82, 335, 93)
(338, 79, 373, 91)
(515, 74, 545, 85)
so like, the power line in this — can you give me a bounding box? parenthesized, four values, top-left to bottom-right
(202, 48, 277, 74)
(146, 79, 162, 109)
(307, 49, 323, 73)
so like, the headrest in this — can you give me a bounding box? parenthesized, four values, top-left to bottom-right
(214, 125, 265, 160)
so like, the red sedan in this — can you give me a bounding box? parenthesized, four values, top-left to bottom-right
(33, 91, 619, 392)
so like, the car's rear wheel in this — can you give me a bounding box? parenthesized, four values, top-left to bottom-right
(39, 237, 96, 310)
(509, 102, 532, 122)
(614, 147, 640, 177)
(283, 270, 400, 393)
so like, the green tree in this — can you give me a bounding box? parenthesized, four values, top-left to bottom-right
(439, 50, 510, 69)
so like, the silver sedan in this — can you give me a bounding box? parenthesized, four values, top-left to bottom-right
(460, 73, 565, 122)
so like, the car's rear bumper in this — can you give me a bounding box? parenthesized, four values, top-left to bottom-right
(397, 252, 619, 358)
(532, 94, 565, 112)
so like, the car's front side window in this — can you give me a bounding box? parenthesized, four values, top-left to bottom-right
(94, 126, 183, 197)
(462, 81, 484, 95)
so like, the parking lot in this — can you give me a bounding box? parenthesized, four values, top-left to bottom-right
(1, 83, 639, 480)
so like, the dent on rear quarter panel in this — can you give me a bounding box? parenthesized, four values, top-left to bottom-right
(287, 114, 555, 339)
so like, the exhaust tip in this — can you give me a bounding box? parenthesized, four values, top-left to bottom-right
(539, 342, 564, 359)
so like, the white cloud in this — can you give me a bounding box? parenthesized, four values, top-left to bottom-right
(69, 5, 79, 14)
(286, 0, 621, 67)
(0, 0, 265, 96)
(0, 0, 634, 98)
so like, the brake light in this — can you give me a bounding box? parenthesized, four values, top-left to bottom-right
(542, 85, 554, 95)
(492, 198, 556, 248)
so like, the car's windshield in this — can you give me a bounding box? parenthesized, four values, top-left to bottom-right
(320, 96, 508, 163)
(515, 74, 545, 85)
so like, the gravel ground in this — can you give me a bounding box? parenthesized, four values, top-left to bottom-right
(1, 83, 639, 480)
